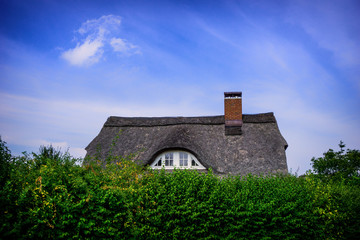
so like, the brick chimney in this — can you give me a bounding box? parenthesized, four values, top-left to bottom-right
(224, 92, 242, 135)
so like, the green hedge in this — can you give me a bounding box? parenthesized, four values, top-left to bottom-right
(1, 148, 360, 239)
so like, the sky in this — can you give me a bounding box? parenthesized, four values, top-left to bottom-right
(0, 0, 359, 175)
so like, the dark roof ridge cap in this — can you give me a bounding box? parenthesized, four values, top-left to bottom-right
(243, 112, 276, 123)
(104, 115, 224, 127)
(108, 115, 223, 120)
(103, 112, 276, 127)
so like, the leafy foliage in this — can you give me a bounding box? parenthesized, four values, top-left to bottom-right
(0, 140, 359, 239)
(311, 141, 360, 183)
(0, 136, 13, 187)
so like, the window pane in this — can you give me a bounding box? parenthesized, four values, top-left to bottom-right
(165, 153, 173, 166)
(180, 152, 188, 166)
(155, 158, 162, 166)
(192, 159, 198, 166)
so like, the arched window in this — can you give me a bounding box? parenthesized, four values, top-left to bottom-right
(150, 150, 206, 169)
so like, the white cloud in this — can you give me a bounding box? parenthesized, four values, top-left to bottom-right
(61, 39, 103, 66)
(110, 38, 127, 51)
(78, 15, 121, 37)
(61, 15, 139, 66)
(111, 37, 141, 55)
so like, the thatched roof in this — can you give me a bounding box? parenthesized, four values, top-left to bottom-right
(85, 112, 288, 175)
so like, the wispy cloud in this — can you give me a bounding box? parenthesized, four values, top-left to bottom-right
(193, 17, 243, 50)
(61, 15, 139, 66)
(288, 0, 360, 68)
(0, 91, 212, 157)
(245, 83, 360, 174)
(111, 37, 141, 55)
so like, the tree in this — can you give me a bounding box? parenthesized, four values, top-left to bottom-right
(311, 141, 360, 182)
(0, 136, 12, 187)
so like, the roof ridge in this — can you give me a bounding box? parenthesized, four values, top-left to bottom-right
(103, 113, 275, 127)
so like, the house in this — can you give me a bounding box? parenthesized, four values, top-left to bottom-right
(85, 92, 288, 176)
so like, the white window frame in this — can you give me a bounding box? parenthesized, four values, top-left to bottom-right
(150, 150, 206, 170)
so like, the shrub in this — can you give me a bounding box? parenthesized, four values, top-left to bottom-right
(1, 143, 359, 239)
(0, 136, 13, 187)
(311, 141, 360, 184)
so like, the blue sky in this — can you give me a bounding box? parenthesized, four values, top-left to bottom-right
(1, 0, 359, 174)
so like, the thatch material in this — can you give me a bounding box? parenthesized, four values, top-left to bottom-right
(85, 112, 288, 176)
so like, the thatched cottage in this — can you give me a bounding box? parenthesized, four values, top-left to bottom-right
(85, 92, 288, 175)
